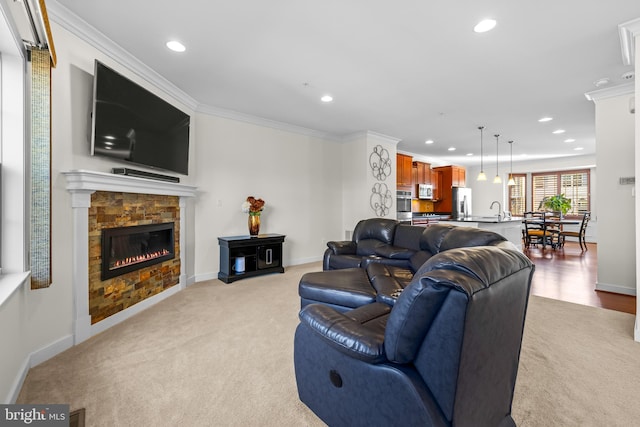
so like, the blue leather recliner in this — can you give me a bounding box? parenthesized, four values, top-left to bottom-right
(294, 245, 534, 427)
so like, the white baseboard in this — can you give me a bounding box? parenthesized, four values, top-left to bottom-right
(194, 272, 218, 282)
(194, 256, 322, 284)
(30, 334, 74, 367)
(5, 334, 74, 404)
(595, 282, 637, 296)
(4, 357, 29, 404)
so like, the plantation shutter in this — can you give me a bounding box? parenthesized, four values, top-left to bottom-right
(560, 171, 589, 214)
(508, 174, 526, 216)
(532, 173, 558, 210)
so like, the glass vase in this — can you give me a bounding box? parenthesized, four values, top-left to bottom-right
(248, 213, 261, 236)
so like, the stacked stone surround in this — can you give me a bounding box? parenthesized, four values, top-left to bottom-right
(88, 191, 180, 324)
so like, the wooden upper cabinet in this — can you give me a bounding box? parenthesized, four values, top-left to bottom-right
(396, 154, 413, 188)
(451, 166, 466, 187)
(432, 165, 466, 213)
(413, 161, 431, 185)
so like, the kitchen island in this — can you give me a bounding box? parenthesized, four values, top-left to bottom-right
(440, 216, 524, 250)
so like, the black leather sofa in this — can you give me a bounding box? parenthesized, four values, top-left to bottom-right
(294, 243, 535, 426)
(302, 219, 514, 312)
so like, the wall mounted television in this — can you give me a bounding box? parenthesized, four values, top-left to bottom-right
(90, 60, 190, 175)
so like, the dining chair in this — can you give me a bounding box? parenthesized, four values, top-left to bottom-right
(560, 211, 591, 251)
(523, 211, 544, 248)
(523, 211, 560, 249)
(544, 211, 563, 247)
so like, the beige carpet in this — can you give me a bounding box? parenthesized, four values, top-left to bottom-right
(16, 262, 640, 426)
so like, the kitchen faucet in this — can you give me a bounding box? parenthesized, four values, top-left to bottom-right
(490, 201, 503, 221)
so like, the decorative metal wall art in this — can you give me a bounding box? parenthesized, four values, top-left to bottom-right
(370, 183, 392, 217)
(369, 145, 391, 181)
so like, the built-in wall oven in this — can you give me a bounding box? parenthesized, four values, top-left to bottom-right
(396, 190, 412, 224)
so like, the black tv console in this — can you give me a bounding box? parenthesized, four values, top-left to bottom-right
(218, 234, 285, 283)
(111, 168, 180, 183)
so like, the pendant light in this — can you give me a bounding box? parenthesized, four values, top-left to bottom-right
(476, 126, 487, 181)
(493, 134, 502, 184)
(507, 140, 516, 186)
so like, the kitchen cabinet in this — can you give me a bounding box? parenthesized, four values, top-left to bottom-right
(452, 166, 466, 187)
(413, 161, 432, 185)
(433, 165, 466, 214)
(396, 153, 413, 190)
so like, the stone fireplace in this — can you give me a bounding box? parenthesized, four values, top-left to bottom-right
(101, 222, 175, 281)
(64, 170, 197, 344)
(88, 191, 181, 324)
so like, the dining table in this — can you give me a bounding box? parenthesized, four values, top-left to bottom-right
(522, 215, 581, 249)
(523, 217, 581, 226)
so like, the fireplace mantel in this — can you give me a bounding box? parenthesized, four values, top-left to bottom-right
(63, 170, 197, 344)
(62, 169, 197, 198)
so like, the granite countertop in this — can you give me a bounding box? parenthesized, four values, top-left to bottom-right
(441, 216, 524, 224)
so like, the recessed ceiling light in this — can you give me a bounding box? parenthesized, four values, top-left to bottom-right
(448, 147, 456, 151)
(321, 95, 333, 103)
(538, 117, 553, 122)
(166, 40, 186, 52)
(574, 147, 584, 151)
(425, 139, 434, 144)
(564, 138, 576, 143)
(474, 19, 497, 33)
(552, 129, 566, 134)
(466, 152, 473, 156)
(594, 77, 610, 87)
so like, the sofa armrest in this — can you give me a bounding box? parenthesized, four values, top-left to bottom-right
(374, 245, 415, 260)
(298, 303, 390, 363)
(326, 240, 357, 255)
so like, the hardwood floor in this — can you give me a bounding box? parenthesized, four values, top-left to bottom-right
(523, 241, 636, 314)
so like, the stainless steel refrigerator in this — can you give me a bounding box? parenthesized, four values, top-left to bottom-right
(452, 187, 472, 219)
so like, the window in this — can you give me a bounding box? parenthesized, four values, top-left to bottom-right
(0, 5, 30, 305)
(532, 169, 590, 216)
(507, 174, 526, 216)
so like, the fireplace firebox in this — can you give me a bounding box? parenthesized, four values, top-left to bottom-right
(101, 222, 175, 280)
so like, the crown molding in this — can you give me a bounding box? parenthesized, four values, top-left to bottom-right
(46, 0, 199, 111)
(363, 131, 402, 145)
(584, 82, 634, 102)
(196, 104, 341, 141)
(619, 17, 640, 66)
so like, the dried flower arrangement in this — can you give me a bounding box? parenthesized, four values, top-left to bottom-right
(241, 196, 265, 215)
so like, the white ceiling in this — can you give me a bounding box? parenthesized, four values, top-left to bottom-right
(52, 0, 639, 167)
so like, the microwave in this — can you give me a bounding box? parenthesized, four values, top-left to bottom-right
(418, 184, 433, 200)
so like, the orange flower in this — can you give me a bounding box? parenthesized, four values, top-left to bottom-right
(241, 196, 265, 213)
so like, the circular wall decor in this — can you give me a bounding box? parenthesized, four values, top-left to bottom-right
(369, 145, 391, 181)
(370, 183, 393, 217)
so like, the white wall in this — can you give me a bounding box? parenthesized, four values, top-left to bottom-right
(339, 131, 399, 237)
(595, 94, 636, 296)
(192, 114, 344, 280)
(0, 21, 200, 402)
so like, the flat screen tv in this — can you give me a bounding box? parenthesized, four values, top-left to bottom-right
(90, 60, 190, 175)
